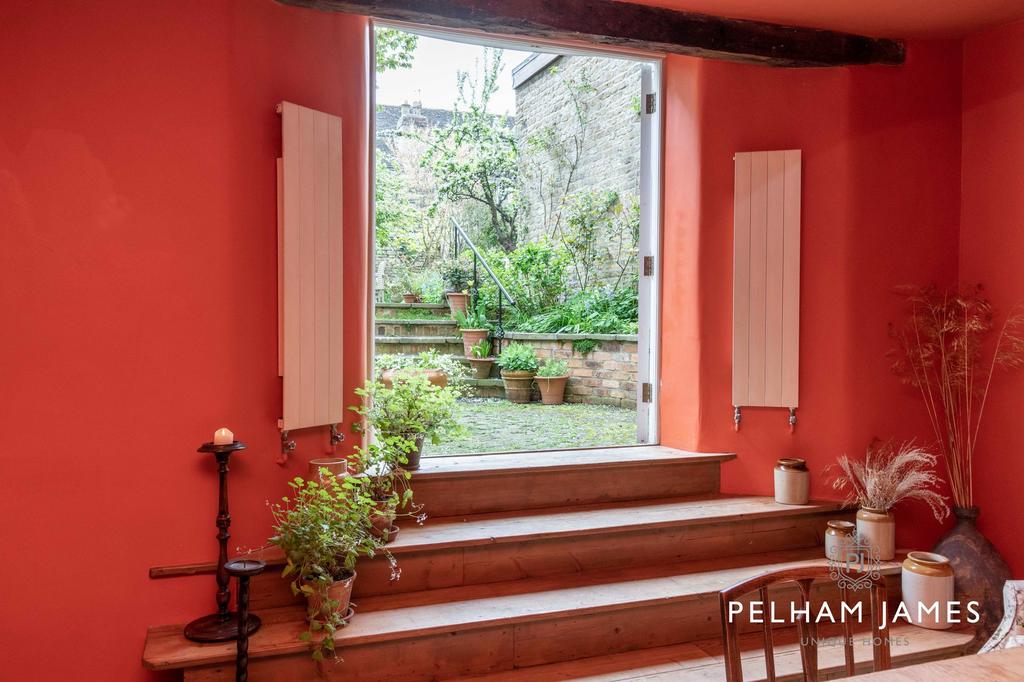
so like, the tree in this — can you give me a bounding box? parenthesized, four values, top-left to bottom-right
(420, 49, 523, 252)
(375, 28, 418, 73)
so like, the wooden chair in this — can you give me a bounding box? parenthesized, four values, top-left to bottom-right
(718, 565, 891, 681)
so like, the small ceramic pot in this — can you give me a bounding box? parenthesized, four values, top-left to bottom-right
(536, 375, 569, 405)
(824, 520, 856, 561)
(773, 458, 809, 505)
(307, 570, 356, 618)
(857, 507, 896, 561)
(307, 458, 348, 482)
(501, 370, 536, 403)
(460, 329, 489, 358)
(902, 551, 954, 630)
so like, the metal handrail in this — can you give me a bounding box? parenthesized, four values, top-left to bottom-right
(450, 218, 516, 307)
(450, 217, 516, 351)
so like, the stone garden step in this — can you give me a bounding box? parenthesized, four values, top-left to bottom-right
(375, 335, 464, 355)
(375, 319, 459, 338)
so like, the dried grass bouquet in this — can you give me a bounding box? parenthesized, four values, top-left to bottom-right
(827, 440, 949, 521)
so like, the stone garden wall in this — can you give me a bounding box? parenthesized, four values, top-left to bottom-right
(502, 332, 638, 408)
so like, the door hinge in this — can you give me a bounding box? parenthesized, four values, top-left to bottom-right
(645, 93, 657, 115)
(641, 382, 653, 403)
(642, 256, 654, 277)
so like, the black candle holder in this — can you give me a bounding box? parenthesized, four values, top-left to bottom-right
(184, 440, 261, 643)
(226, 558, 266, 682)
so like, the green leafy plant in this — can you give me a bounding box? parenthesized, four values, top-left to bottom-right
(470, 339, 492, 358)
(517, 284, 638, 335)
(268, 474, 388, 660)
(374, 27, 418, 73)
(454, 301, 490, 330)
(350, 371, 463, 457)
(374, 350, 469, 386)
(497, 342, 539, 373)
(537, 358, 569, 377)
(441, 259, 474, 293)
(572, 339, 599, 355)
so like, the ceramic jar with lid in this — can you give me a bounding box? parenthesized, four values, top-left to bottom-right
(901, 551, 955, 629)
(824, 520, 856, 561)
(857, 507, 896, 561)
(774, 458, 809, 505)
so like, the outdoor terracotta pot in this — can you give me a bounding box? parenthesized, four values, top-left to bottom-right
(446, 291, 469, 318)
(460, 329, 489, 358)
(501, 370, 535, 403)
(396, 433, 425, 470)
(536, 375, 568, 404)
(307, 457, 348, 482)
(380, 367, 448, 388)
(307, 570, 356, 619)
(469, 357, 494, 379)
(401, 293, 420, 304)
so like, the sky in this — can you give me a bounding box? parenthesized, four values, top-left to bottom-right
(375, 33, 535, 115)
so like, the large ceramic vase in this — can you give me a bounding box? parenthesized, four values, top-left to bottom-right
(933, 506, 1011, 645)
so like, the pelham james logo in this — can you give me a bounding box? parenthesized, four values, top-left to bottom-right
(828, 532, 882, 591)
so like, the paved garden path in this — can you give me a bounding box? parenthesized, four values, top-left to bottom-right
(423, 398, 638, 456)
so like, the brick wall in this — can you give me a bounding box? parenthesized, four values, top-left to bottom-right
(502, 332, 638, 408)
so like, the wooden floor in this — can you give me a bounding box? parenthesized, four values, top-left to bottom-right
(142, 446, 974, 680)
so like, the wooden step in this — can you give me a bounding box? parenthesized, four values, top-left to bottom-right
(412, 447, 734, 517)
(142, 551, 905, 680)
(453, 624, 973, 681)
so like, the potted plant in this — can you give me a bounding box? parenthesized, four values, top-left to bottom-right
(827, 440, 948, 561)
(375, 350, 468, 389)
(398, 268, 422, 304)
(351, 371, 462, 470)
(535, 358, 570, 405)
(497, 342, 538, 404)
(348, 442, 424, 545)
(469, 339, 494, 379)
(454, 303, 490, 358)
(268, 472, 386, 661)
(442, 260, 472, 317)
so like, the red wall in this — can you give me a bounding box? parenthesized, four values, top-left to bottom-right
(0, 1, 368, 680)
(660, 42, 964, 549)
(960, 19, 1024, 575)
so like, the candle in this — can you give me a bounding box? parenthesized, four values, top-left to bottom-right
(214, 427, 234, 445)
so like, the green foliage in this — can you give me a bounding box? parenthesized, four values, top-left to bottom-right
(398, 269, 444, 303)
(374, 350, 469, 386)
(454, 301, 489, 330)
(537, 358, 569, 377)
(497, 342, 539, 373)
(375, 28, 418, 73)
(421, 49, 522, 251)
(350, 371, 463, 450)
(375, 156, 421, 250)
(517, 282, 638, 335)
(268, 474, 385, 659)
(572, 339, 599, 355)
(383, 307, 448, 321)
(476, 239, 569, 323)
(441, 258, 474, 293)
(470, 338, 492, 358)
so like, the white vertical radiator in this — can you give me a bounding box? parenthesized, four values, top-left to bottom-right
(732, 150, 801, 431)
(277, 101, 345, 445)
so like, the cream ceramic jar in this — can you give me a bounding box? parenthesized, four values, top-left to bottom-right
(774, 458, 809, 505)
(824, 520, 856, 561)
(857, 507, 896, 561)
(901, 551, 955, 630)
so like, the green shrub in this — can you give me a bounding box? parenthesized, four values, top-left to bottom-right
(516, 282, 638, 335)
(374, 350, 469, 386)
(351, 372, 463, 452)
(476, 239, 569, 323)
(537, 358, 569, 377)
(454, 301, 490, 330)
(497, 342, 538, 373)
(441, 259, 474, 293)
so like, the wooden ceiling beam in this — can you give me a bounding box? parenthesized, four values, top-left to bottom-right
(277, 0, 904, 67)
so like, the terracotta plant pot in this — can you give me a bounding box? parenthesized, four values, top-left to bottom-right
(395, 433, 425, 470)
(857, 507, 896, 561)
(536, 375, 568, 405)
(902, 551, 955, 630)
(933, 506, 1011, 645)
(501, 370, 535, 404)
(469, 357, 494, 379)
(401, 293, 420, 304)
(306, 458, 348, 482)
(371, 498, 398, 544)
(446, 291, 469, 318)
(307, 570, 356, 618)
(460, 329, 489, 358)
(380, 367, 448, 389)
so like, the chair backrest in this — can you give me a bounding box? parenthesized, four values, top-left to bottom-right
(718, 565, 891, 682)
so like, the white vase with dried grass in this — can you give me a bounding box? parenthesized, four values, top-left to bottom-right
(828, 441, 949, 561)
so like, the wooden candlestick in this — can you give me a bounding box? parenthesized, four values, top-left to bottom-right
(226, 558, 266, 682)
(184, 440, 260, 643)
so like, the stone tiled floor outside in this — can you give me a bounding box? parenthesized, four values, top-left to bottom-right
(423, 398, 639, 456)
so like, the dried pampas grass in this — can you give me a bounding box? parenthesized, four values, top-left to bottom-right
(828, 440, 949, 522)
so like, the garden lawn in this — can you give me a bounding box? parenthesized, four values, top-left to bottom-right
(423, 397, 638, 456)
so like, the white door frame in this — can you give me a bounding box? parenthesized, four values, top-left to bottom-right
(368, 21, 664, 446)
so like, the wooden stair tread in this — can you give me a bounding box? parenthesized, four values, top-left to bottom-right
(454, 624, 974, 681)
(142, 550, 902, 671)
(411, 446, 735, 479)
